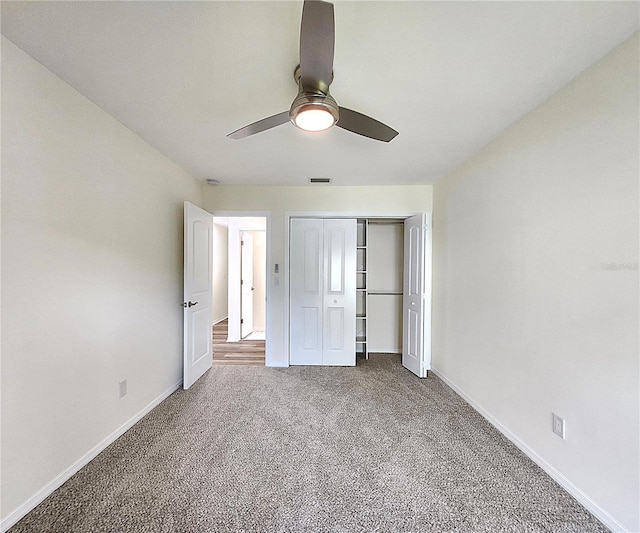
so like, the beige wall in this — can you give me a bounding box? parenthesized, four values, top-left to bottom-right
(205, 185, 433, 214)
(432, 34, 639, 532)
(1, 38, 203, 525)
(203, 185, 432, 365)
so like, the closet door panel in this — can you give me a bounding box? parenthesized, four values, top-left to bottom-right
(303, 228, 321, 293)
(326, 228, 346, 293)
(302, 308, 320, 349)
(323, 219, 356, 366)
(326, 307, 345, 350)
(290, 219, 324, 365)
(403, 214, 425, 377)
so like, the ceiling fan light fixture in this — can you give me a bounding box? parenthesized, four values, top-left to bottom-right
(289, 92, 339, 132)
(294, 106, 335, 131)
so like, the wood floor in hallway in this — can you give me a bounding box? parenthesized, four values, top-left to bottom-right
(212, 319, 265, 366)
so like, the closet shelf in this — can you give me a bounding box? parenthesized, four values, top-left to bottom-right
(356, 219, 368, 360)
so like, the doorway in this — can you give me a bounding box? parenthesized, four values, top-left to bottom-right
(212, 216, 267, 365)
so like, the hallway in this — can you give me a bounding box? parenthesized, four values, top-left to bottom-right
(212, 319, 265, 366)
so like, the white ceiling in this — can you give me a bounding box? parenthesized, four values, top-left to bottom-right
(2, 1, 638, 186)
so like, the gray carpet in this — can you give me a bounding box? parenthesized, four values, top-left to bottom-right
(11, 354, 607, 532)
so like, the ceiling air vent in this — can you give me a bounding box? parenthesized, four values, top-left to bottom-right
(308, 177, 332, 184)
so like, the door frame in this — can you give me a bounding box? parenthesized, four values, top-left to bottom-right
(210, 210, 271, 362)
(284, 211, 432, 372)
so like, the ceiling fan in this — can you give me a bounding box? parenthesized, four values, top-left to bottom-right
(227, 0, 398, 142)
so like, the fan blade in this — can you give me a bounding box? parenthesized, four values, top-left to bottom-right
(299, 0, 334, 93)
(336, 107, 399, 142)
(227, 111, 290, 140)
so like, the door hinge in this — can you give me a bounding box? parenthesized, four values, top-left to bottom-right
(241, 240, 244, 245)
(240, 319, 244, 324)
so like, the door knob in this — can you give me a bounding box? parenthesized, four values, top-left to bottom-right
(182, 301, 199, 308)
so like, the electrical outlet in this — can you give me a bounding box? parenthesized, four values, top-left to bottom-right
(552, 413, 565, 439)
(119, 380, 127, 398)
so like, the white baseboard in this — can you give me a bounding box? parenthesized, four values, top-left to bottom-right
(430, 367, 629, 533)
(1, 380, 182, 533)
(212, 315, 228, 325)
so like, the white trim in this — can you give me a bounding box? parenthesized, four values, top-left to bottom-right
(1, 380, 182, 533)
(212, 315, 228, 325)
(283, 213, 292, 367)
(422, 212, 433, 377)
(430, 368, 628, 533)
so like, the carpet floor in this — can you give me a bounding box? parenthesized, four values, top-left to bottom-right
(11, 354, 607, 532)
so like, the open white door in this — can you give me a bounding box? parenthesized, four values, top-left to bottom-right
(183, 202, 213, 389)
(241, 231, 254, 339)
(403, 213, 426, 377)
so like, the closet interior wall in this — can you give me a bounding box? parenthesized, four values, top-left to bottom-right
(367, 219, 404, 354)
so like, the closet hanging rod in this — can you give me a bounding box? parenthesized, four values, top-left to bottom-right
(368, 291, 403, 296)
(367, 220, 404, 226)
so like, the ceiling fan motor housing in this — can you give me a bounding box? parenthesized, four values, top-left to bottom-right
(289, 64, 339, 130)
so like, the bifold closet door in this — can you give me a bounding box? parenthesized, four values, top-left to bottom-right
(290, 219, 323, 365)
(290, 218, 356, 366)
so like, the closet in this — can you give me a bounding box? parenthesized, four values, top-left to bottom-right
(288, 214, 430, 377)
(367, 219, 404, 353)
(355, 219, 404, 359)
(289, 218, 356, 366)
